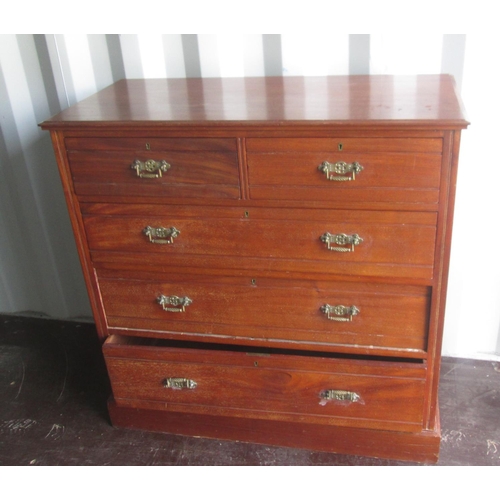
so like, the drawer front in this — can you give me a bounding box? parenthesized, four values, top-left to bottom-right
(66, 138, 239, 199)
(246, 138, 442, 205)
(84, 209, 437, 280)
(65, 137, 239, 152)
(103, 336, 426, 430)
(98, 277, 430, 352)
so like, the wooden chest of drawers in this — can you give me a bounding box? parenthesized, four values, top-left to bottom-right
(41, 75, 468, 462)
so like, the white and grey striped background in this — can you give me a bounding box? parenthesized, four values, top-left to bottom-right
(0, 34, 499, 359)
(27, 35, 467, 108)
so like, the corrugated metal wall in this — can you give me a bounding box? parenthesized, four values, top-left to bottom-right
(1, 34, 498, 359)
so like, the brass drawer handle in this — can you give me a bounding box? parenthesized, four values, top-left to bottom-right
(320, 389, 361, 402)
(318, 161, 363, 181)
(320, 232, 363, 252)
(163, 377, 197, 390)
(157, 295, 192, 312)
(321, 304, 359, 322)
(143, 226, 180, 244)
(131, 159, 171, 178)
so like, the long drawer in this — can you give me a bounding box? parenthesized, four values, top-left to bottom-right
(246, 138, 442, 205)
(83, 208, 437, 281)
(103, 335, 426, 432)
(65, 137, 240, 199)
(98, 275, 430, 354)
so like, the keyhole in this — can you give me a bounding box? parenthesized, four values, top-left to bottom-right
(146, 143, 151, 150)
(338, 143, 343, 151)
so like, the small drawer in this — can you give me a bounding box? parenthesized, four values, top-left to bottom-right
(66, 137, 240, 199)
(98, 275, 431, 355)
(103, 335, 426, 432)
(246, 138, 442, 206)
(83, 206, 437, 281)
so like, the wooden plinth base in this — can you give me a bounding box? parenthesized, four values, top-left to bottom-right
(108, 399, 440, 463)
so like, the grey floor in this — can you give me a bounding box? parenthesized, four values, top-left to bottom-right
(1, 314, 499, 466)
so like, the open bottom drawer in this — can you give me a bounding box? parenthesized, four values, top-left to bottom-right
(103, 335, 427, 432)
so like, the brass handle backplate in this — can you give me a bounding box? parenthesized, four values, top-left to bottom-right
(321, 304, 359, 322)
(157, 295, 192, 312)
(320, 389, 361, 402)
(143, 226, 180, 244)
(163, 377, 197, 390)
(131, 159, 171, 178)
(318, 161, 363, 181)
(320, 232, 363, 252)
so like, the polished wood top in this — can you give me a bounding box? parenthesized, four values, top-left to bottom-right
(41, 75, 469, 129)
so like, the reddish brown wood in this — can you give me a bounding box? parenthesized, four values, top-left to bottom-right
(65, 137, 238, 152)
(104, 334, 426, 432)
(40, 75, 468, 462)
(107, 399, 441, 463)
(248, 151, 442, 189)
(82, 209, 437, 280)
(98, 276, 430, 351)
(103, 334, 426, 375)
(49, 131, 109, 341)
(77, 193, 441, 213)
(236, 138, 250, 200)
(247, 137, 444, 154)
(69, 151, 238, 185)
(103, 335, 425, 432)
(81, 202, 438, 222)
(249, 185, 440, 206)
(247, 138, 442, 206)
(91, 251, 436, 288)
(67, 146, 239, 199)
(41, 75, 468, 129)
(424, 130, 463, 428)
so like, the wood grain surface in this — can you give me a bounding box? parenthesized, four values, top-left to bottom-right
(41, 75, 469, 128)
(39, 75, 469, 462)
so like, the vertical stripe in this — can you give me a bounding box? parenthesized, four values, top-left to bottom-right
(282, 34, 348, 76)
(370, 34, 443, 75)
(181, 34, 202, 78)
(0, 38, 59, 315)
(138, 34, 166, 78)
(162, 35, 186, 78)
(52, 35, 77, 106)
(349, 35, 370, 75)
(444, 34, 500, 358)
(0, 35, 90, 318)
(62, 35, 98, 103)
(0, 261, 12, 312)
(43, 35, 70, 110)
(263, 35, 282, 76)
(325, 35, 349, 75)
(33, 35, 62, 116)
(198, 35, 221, 77)
(106, 34, 126, 82)
(441, 34, 466, 91)
(16, 35, 52, 124)
(87, 35, 114, 90)
(497, 324, 500, 356)
(219, 35, 245, 77)
(0, 61, 28, 312)
(119, 35, 144, 79)
(243, 35, 265, 77)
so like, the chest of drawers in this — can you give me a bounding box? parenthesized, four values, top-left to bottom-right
(41, 75, 468, 462)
